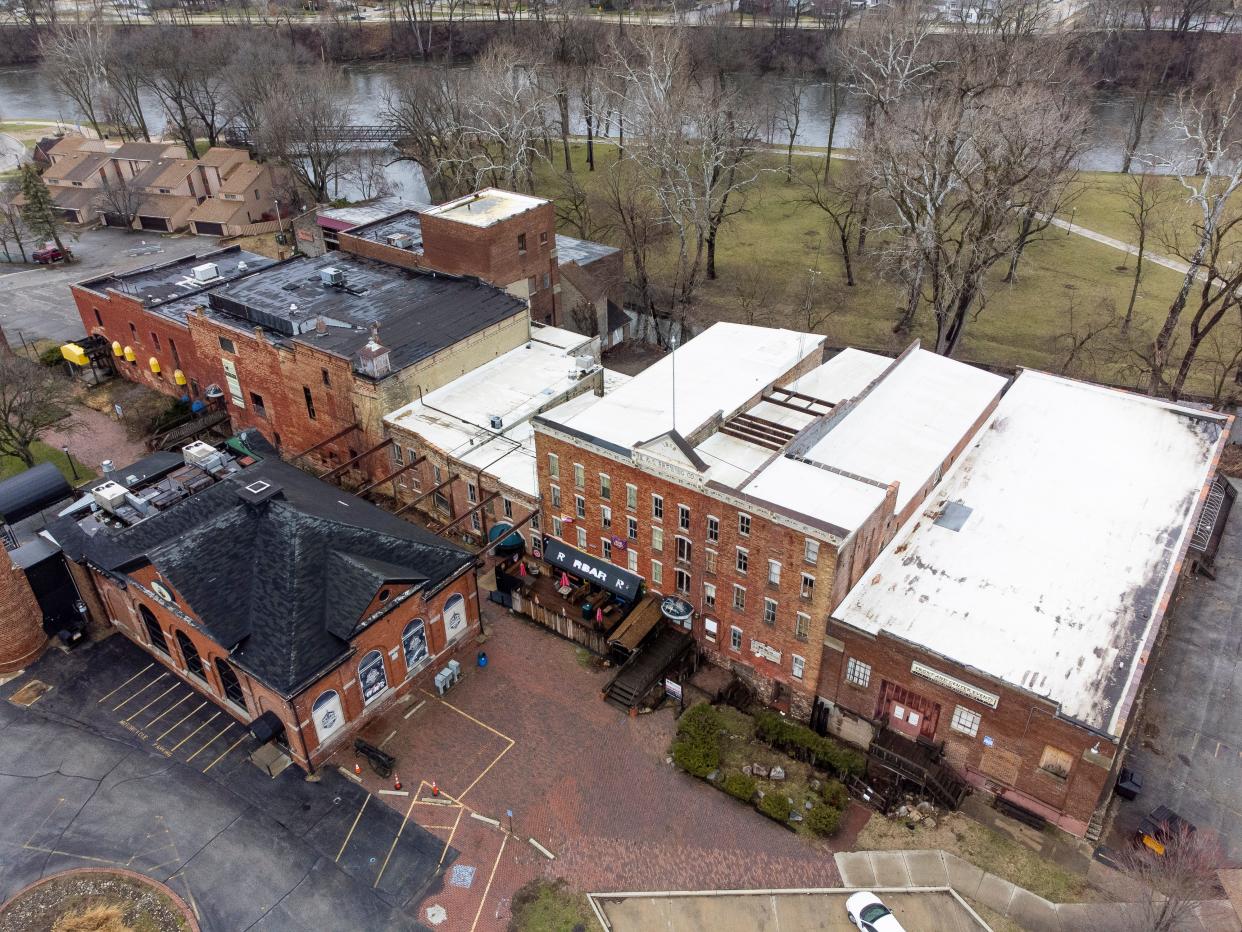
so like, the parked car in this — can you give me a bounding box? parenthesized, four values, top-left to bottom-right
(32, 243, 72, 264)
(1135, 805, 1196, 857)
(846, 892, 907, 932)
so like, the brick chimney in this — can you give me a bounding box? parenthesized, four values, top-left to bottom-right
(0, 549, 47, 673)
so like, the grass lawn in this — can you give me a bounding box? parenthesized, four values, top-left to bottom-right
(0, 441, 96, 486)
(534, 145, 1236, 395)
(856, 810, 1094, 904)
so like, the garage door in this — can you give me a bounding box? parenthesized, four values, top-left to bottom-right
(194, 221, 225, 236)
(138, 216, 170, 232)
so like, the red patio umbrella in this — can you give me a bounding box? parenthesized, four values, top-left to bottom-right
(559, 572, 570, 589)
(595, 607, 603, 624)
(518, 561, 527, 577)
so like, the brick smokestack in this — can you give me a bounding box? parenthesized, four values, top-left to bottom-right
(0, 549, 47, 673)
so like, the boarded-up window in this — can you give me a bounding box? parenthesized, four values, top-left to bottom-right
(1039, 745, 1073, 780)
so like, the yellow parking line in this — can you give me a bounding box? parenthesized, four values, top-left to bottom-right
(373, 793, 419, 888)
(97, 664, 154, 704)
(335, 795, 370, 863)
(456, 739, 514, 804)
(438, 807, 463, 867)
(122, 683, 181, 725)
(469, 832, 508, 932)
(169, 712, 220, 752)
(185, 723, 235, 763)
(146, 693, 192, 729)
(422, 690, 514, 743)
(155, 702, 207, 743)
(201, 735, 249, 773)
(112, 672, 168, 712)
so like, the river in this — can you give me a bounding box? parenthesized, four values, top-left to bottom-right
(0, 59, 1185, 184)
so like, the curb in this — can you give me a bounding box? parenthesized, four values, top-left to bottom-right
(0, 866, 201, 931)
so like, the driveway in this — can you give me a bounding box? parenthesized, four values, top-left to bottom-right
(0, 228, 209, 345)
(1, 635, 452, 930)
(1109, 480, 1242, 861)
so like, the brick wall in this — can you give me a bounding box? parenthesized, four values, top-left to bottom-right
(86, 559, 481, 771)
(0, 551, 47, 673)
(817, 621, 1116, 835)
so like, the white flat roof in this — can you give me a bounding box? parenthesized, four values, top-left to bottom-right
(801, 350, 1007, 511)
(834, 370, 1228, 736)
(423, 188, 548, 228)
(542, 323, 824, 449)
(743, 456, 889, 532)
(789, 347, 892, 405)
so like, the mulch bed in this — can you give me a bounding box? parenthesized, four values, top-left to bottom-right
(0, 869, 196, 932)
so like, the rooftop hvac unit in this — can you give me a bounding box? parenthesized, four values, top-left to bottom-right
(574, 354, 594, 371)
(91, 480, 129, 514)
(191, 262, 220, 283)
(182, 440, 219, 468)
(386, 233, 414, 250)
(319, 267, 345, 287)
(488, 414, 503, 430)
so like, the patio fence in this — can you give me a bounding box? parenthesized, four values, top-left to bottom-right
(511, 591, 609, 656)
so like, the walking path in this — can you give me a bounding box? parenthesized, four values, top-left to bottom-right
(1047, 215, 1201, 278)
(834, 849, 1240, 932)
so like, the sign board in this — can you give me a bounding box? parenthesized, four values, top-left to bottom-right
(611, 535, 627, 551)
(660, 597, 693, 623)
(983, 736, 994, 747)
(541, 535, 641, 600)
(296, 228, 314, 242)
(750, 639, 782, 664)
(664, 679, 682, 701)
(910, 661, 1000, 708)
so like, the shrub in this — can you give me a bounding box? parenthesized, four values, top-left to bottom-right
(721, 771, 757, 802)
(821, 778, 849, 809)
(753, 711, 866, 778)
(39, 345, 66, 368)
(758, 791, 793, 822)
(670, 702, 722, 778)
(805, 804, 843, 837)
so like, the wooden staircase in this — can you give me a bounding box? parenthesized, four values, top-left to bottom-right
(603, 625, 693, 712)
(867, 728, 969, 811)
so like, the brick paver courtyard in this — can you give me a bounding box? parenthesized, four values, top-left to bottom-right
(330, 602, 863, 931)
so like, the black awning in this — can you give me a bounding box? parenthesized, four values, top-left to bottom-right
(248, 710, 284, 744)
(542, 535, 642, 601)
(0, 462, 72, 525)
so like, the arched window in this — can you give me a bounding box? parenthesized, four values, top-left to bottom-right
(311, 690, 346, 743)
(175, 630, 205, 679)
(402, 619, 429, 672)
(443, 594, 467, 644)
(358, 650, 388, 705)
(139, 604, 170, 656)
(215, 658, 246, 710)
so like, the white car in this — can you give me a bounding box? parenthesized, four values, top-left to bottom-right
(845, 891, 908, 932)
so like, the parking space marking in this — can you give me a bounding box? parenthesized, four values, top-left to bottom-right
(145, 693, 192, 729)
(201, 735, 249, 773)
(335, 795, 370, 863)
(155, 702, 207, 744)
(185, 723, 236, 763)
(96, 664, 154, 705)
(469, 832, 509, 932)
(373, 793, 419, 888)
(121, 683, 182, 725)
(419, 691, 516, 804)
(112, 672, 168, 712)
(169, 712, 220, 753)
(439, 806, 464, 868)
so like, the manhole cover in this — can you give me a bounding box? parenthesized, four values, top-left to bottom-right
(9, 679, 51, 707)
(450, 865, 476, 889)
(425, 905, 447, 925)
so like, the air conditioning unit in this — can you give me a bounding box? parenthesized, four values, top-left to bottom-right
(574, 354, 594, 372)
(488, 414, 503, 430)
(319, 267, 345, 287)
(91, 480, 129, 514)
(182, 440, 219, 468)
(191, 262, 220, 283)
(386, 233, 414, 250)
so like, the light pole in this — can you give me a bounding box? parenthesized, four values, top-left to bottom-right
(1066, 207, 1076, 237)
(62, 445, 79, 480)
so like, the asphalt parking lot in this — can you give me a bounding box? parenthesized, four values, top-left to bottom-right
(1, 635, 453, 930)
(0, 228, 208, 344)
(1109, 480, 1242, 861)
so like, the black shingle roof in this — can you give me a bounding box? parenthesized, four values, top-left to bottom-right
(54, 434, 473, 696)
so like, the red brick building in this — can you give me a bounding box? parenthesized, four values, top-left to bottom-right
(531, 325, 1006, 720)
(821, 371, 1229, 835)
(50, 433, 482, 771)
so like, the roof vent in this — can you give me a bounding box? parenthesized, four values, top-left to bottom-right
(934, 501, 973, 532)
(191, 262, 219, 283)
(237, 478, 282, 507)
(237, 261, 248, 272)
(489, 414, 503, 430)
(320, 267, 345, 287)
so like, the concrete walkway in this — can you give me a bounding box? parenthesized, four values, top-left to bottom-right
(835, 849, 1240, 932)
(1047, 215, 1204, 280)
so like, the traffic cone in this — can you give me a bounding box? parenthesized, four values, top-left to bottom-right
(393, 773, 402, 791)
(431, 780, 439, 797)
(354, 762, 362, 776)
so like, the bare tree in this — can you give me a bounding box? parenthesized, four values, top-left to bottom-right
(0, 355, 76, 469)
(730, 265, 780, 326)
(0, 180, 30, 263)
(771, 57, 813, 181)
(341, 150, 394, 202)
(40, 23, 109, 139)
(1148, 73, 1242, 395)
(1112, 822, 1224, 932)
(384, 68, 477, 202)
(799, 159, 865, 287)
(94, 176, 143, 230)
(1120, 171, 1172, 334)
(1057, 292, 1122, 379)
(256, 64, 354, 203)
(455, 41, 548, 193)
(102, 32, 153, 142)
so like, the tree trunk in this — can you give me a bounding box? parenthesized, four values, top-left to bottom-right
(557, 91, 572, 173)
(1004, 210, 1036, 283)
(839, 229, 854, 286)
(1149, 232, 1213, 394)
(1123, 227, 1146, 335)
(894, 258, 925, 335)
(823, 80, 840, 184)
(585, 110, 595, 172)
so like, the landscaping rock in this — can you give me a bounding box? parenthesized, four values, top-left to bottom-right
(707, 770, 719, 782)
(756, 789, 765, 799)
(790, 813, 804, 823)
(916, 801, 935, 815)
(810, 778, 822, 791)
(804, 800, 815, 810)
(742, 764, 753, 776)
(770, 766, 786, 781)
(665, 757, 673, 765)
(895, 805, 910, 818)
(924, 817, 937, 830)
(753, 764, 770, 778)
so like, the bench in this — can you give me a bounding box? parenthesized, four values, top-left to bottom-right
(993, 794, 1047, 830)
